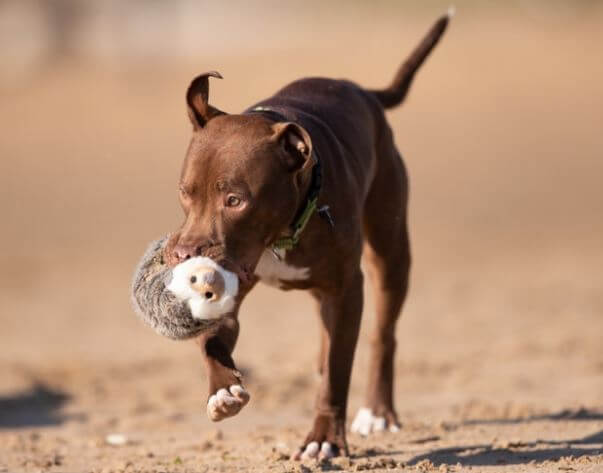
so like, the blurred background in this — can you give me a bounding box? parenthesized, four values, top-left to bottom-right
(1, 1, 602, 471)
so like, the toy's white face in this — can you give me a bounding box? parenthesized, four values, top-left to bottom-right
(166, 256, 239, 320)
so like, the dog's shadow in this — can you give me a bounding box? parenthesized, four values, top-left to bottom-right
(0, 382, 71, 429)
(403, 408, 603, 468)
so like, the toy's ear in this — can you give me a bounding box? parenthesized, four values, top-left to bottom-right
(186, 71, 226, 129)
(272, 122, 314, 172)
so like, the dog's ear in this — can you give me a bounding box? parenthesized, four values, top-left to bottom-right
(272, 122, 314, 172)
(186, 71, 226, 129)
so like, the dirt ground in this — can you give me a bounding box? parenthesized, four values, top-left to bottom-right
(1, 3, 602, 472)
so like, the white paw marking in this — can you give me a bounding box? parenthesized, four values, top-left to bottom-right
(351, 407, 399, 436)
(206, 384, 249, 421)
(300, 441, 320, 460)
(216, 388, 237, 406)
(254, 249, 310, 288)
(229, 384, 246, 397)
(296, 441, 334, 460)
(167, 256, 238, 320)
(319, 441, 335, 459)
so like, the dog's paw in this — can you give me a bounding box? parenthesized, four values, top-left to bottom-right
(206, 385, 250, 421)
(292, 441, 336, 461)
(350, 407, 400, 436)
(292, 413, 346, 461)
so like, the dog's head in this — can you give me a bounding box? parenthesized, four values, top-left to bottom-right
(165, 72, 314, 304)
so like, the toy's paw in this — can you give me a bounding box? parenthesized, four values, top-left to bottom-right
(350, 407, 400, 436)
(206, 385, 250, 421)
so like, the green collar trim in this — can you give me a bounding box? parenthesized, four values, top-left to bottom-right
(272, 197, 318, 251)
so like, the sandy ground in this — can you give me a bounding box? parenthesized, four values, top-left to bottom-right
(1, 4, 603, 472)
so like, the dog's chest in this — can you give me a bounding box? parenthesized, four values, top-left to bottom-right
(254, 250, 310, 288)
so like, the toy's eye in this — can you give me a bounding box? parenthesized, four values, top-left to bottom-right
(190, 275, 197, 284)
(226, 195, 242, 207)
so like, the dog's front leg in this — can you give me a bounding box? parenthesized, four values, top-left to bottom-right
(199, 316, 250, 421)
(294, 271, 364, 460)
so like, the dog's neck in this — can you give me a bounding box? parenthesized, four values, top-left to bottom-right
(246, 106, 324, 253)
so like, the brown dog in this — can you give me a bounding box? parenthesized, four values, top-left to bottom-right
(164, 12, 451, 459)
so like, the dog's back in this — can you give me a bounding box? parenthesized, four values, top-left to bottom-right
(247, 11, 451, 206)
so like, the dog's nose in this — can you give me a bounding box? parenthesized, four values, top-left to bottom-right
(173, 244, 199, 264)
(189, 267, 225, 302)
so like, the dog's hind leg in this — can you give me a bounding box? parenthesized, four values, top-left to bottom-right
(351, 140, 411, 436)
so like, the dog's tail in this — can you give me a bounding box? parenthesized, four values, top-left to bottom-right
(371, 7, 453, 109)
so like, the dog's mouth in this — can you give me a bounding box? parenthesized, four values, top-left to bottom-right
(212, 258, 254, 289)
(131, 238, 222, 340)
(232, 263, 254, 287)
(132, 238, 259, 341)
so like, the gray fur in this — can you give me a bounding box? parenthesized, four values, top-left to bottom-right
(130, 237, 217, 340)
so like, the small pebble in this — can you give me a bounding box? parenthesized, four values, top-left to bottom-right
(105, 434, 128, 446)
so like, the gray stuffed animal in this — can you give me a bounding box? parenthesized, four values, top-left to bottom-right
(131, 237, 239, 340)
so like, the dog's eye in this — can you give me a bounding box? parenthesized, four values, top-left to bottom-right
(226, 195, 242, 207)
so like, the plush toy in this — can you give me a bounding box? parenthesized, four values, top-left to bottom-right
(131, 237, 239, 340)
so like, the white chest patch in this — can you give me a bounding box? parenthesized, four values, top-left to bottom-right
(254, 250, 311, 288)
